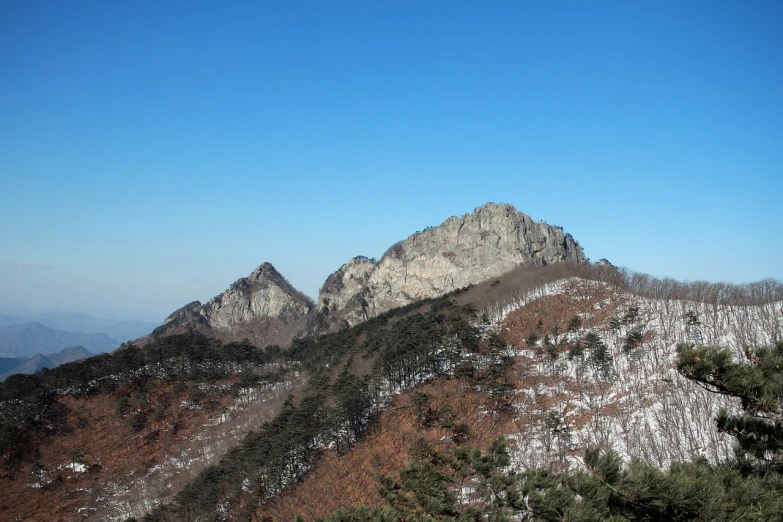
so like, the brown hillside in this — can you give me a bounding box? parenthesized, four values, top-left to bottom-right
(0, 376, 299, 521)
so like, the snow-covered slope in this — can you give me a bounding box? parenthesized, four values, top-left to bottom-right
(481, 278, 782, 470)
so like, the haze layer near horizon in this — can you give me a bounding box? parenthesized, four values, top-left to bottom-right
(1, 1, 781, 321)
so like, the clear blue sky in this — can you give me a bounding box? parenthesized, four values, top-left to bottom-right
(1, 1, 781, 321)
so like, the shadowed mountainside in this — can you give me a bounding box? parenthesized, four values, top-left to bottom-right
(0, 263, 781, 521)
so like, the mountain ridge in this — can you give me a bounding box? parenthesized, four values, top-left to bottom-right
(0, 345, 93, 381)
(0, 311, 159, 343)
(314, 202, 585, 329)
(0, 322, 116, 357)
(1, 259, 781, 520)
(152, 202, 586, 342)
(152, 262, 314, 345)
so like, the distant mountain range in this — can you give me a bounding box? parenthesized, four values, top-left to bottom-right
(0, 309, 158, 381)
(0, 322, 117, 358)
(0, 345, 93, 381)
(0, 311, 159, 343)
(0, 314, 27, 328)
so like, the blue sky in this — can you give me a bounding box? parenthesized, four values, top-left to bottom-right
(1, 1, 781, 321)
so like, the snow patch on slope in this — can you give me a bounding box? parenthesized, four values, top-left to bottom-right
(485, 278, 782, 471)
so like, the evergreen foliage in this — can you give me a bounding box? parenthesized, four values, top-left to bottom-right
(677, 341, 783, 472)
(0, 334, 277, 472)
(567, 315, 582, 333)
(323, 437, 516, 522)
(323, 341, 783, 521)
(622, 331, 644, 353)
(138, 291, 494, 520)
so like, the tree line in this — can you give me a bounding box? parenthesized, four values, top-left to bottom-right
(136, 291, 502, 521)
(0, 334, 282, 473)
(323, 341, 783, 521)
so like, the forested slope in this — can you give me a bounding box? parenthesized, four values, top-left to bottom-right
(1, 264, 781, 521)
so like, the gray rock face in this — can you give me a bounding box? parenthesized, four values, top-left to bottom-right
(154, 203, 586, 342)
(158, 301, 206, 332)
(317, 203, 585, 328)
(154, 263, 313, 336)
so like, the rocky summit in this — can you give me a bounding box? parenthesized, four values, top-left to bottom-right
(153, 263, 314, 339)
(315, 202, 585, 329)
(154, 203, 585, 340)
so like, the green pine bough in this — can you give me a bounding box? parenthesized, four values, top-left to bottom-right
(322, 342, 783, 521)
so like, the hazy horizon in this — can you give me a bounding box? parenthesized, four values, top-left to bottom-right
(2, 200, 781, 323)
(2, 2, 781, 322)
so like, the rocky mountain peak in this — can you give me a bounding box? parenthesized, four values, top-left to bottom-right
(158, 301, 207, 331)
(316, 202, 585, 329)
(154, 203, 585, 342)
(249, 262, 280, 280)
(154, 263, 313, 338)
(233, 262, 299, 293)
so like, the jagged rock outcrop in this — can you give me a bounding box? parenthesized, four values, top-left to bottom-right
(153, 263, 313, 338)
(157, 301, 207, 333)
(316, 203, 585, 329)
(153, 203, 586, 343)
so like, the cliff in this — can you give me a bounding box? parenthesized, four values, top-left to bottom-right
(152, 263, 313, 342)
(316, 202, 585, 329)
(154, 203, 585, 341)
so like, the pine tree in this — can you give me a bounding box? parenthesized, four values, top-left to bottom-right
(322, 341, 783, 521)
(677, 341, 783, 472)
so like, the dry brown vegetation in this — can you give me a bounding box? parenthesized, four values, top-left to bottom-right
(251, 284, 627, 520)
(0, 376, 298, 522)
(500, 281, 624, 348)
(458, 262, 783, 321)
(2, 263, 780, 521)
(247, 272, 782, 520)
(256, 375, 524, 521)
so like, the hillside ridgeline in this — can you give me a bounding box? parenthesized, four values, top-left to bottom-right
(2, 263, 781, 520)
(0, 345, 93, 381)
(153, 202, 585, 344)
(152, 262, 314, 346)
(0, 322, 116, 357)
(315, 202, 585, 330)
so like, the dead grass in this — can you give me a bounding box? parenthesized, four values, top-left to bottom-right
(0, 377, 295, 522)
